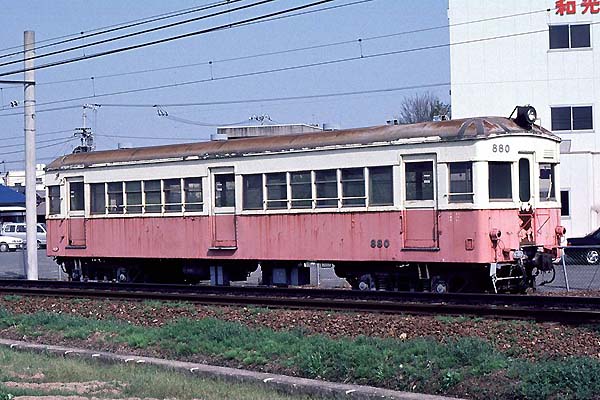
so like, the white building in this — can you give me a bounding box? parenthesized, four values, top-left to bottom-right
(2, 164, 46, 192)
(449, 0, 600, 237)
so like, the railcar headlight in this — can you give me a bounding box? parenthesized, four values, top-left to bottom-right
(514, 105, 537, 130)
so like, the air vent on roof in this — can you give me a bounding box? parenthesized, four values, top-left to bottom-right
(543, 149, 555, 159)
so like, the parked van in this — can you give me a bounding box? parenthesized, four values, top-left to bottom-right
(0, 223, 47, 249)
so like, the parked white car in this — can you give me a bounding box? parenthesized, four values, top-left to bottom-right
(0, 235, 24, 252)
(0, 223, 46, 249)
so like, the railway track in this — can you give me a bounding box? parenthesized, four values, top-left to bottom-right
(0, 280, 598, 323)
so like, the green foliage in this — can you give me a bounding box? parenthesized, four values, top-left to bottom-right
(1, 308, 600, 398)
(510, 357, 600, 399)
(1, 295, 21, 302)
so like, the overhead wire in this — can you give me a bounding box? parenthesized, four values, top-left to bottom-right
(0, 0, 244, 61)
(0, 0, 335, 77)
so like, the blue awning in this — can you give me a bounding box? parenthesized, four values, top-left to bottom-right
(0, 185, 26, 206)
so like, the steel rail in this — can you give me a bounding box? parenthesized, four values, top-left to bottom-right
(0, 280, 598, 323)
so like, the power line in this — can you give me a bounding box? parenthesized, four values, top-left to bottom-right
(0, 0, 242, 61)
(0, 4, 546, 89)
(95, 133, 209, 141)
(0, 19, 554, 113)
(0, 0, 334, 77)
(1, 138, 77, 156)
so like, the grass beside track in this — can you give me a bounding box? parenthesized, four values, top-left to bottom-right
(0, 303, 599, 399)
(0, 347, 317, 400)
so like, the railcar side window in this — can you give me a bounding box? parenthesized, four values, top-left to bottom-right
(489, 162, 512, 200)
(48, 185, 61, 215)
(184, 178, 203, 212)
(539, 164, 556, 201)
(341, 168, 365, 207)
(107, 182, 124, 214)
(69, 181, 84, 212)
(144, 180, 162, 213)
(290, 171, 312, 209)
(519, 159, 531, 202)
(315, 170, 338, 207)
(125, 181, 142, 213)
(369, 166, 393, 206)
(164, 179, 182, 212)
(266, 173, 287, 209)
(448, 162, 473, 202)
(90, 183, 106, 215)
(243, 175, 263, 210)
(214, 174, 235, 208)
(405, 162, 434, 201)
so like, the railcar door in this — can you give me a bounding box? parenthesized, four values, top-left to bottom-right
(517, 153, 536, 245)
(402, 156, 439, 249)
(66, 179, 86, 247)
(209, 168, 237, 249)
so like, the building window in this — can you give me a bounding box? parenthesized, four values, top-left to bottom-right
(214, 174, 235, 208)
(539, 164, 556, 201)
(125, 181, 142, 214)
(290, 171, 312, 209)
(69, 181, 84, 212)
(489, 162, 512, 200)
(448, 162, 473, 202)
(561, 190, 570, 217)
(549, 24, 590, 49)
(551, 106, 593, 131)
(266, 173, 287, 209)
(144, 180, 162, 213)
(163, 179, 182, 213)
(107, 182, 124, 214)
(315, 170, 338, 207)
(341, 168, 365, 207)
(405, 162, 434, 201)
(183, 178, 203, 212)
(369, 166, 393, 206)
(90, 183, 105, 215)
(242, 175, 263, 210)
(48, 185, 61, 215)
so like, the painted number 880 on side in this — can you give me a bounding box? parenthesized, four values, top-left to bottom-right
(492, 144, 510, 153)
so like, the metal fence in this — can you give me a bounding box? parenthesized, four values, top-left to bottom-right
(538, 246, 600, 292)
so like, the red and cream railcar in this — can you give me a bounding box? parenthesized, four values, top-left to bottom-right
(45, 108, 563, 292)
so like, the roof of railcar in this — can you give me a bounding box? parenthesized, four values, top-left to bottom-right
(46, 117, 558, 171)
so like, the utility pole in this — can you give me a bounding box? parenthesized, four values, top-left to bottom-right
(24, 30, 37, 280)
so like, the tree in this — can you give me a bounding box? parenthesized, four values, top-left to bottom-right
(396, 92, 451, 124)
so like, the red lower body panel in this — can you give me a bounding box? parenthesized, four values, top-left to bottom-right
(47, 208, 561, 264)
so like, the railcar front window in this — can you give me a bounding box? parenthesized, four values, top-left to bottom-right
(48, 185, 61, 215)
(125, 181, 142, 213)
(214, 174, 235, 208)
(315, 170, 338, 207)
(369, 166, 393, 206)
(489, 162, 512, 200)
(164, 179, 182, 212)
(448, 162, 473, 203)
(242, 175, 263, 210)
(69, 181, 84, 212)
(90, 183, 106, 215)
(107, 182, 124, 214)
(539, 164, 556, 201)
(341, 168, 365, 207)
(144, 180, 162, 213)
(184, 178, 203, 212)
(290, 171, 312, 209)
(405, 162, 434, 201)
(266, 173, 287, 209)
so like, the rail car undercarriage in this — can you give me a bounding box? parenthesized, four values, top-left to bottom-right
(57, 251, 557, 293)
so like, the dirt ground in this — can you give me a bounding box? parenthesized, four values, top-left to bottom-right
(0, 296, 599, 361)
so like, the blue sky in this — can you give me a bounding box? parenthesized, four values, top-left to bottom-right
(0, 0, 450, 168)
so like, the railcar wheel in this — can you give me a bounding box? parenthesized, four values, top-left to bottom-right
(585, 250, 599, 265)
(0, 243, 8, 253)
(431, 276, 448, 294)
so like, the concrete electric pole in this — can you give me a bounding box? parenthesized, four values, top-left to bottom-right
(24, 30, 37, 280)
